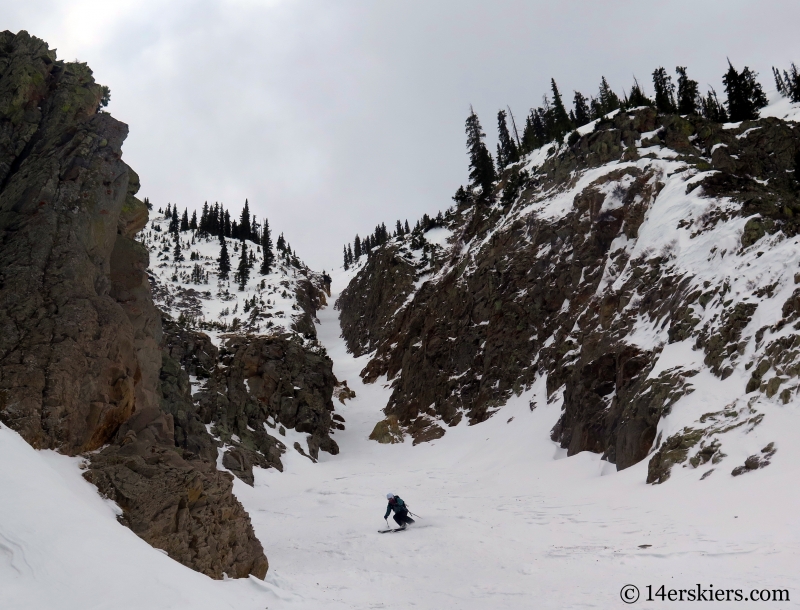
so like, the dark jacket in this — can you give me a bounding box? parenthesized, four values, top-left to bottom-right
(384, 496, 407, 519)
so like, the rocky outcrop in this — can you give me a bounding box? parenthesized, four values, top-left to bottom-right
(337, 244, 418, 357)
(195, 332, 340, 484)
(85, 403, 268, 579)
(342, 106, 800, 479)
(0, 31, 266, 578)
(155, 318, 342, 485)
(0, 30, 157, 452)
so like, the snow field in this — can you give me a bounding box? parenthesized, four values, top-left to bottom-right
(230, 267, 800, 609)
(0, 424, 278, 610)
(141, 213, 322, 345)
(2, 93, 800, 609)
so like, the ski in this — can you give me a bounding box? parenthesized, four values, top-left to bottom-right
(378, 528, 407, 533)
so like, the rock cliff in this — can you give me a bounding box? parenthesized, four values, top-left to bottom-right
(141, 205, 343, 484)
(340, 106, 800, 481)
(0, 31, 267, 579)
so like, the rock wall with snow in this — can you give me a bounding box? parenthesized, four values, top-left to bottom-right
(141, 211, 344, 482)
(0, 31, 267, 580)
(341, 104, 800, 482)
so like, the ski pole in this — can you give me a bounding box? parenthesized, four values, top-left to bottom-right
(409, 511, 422, 518)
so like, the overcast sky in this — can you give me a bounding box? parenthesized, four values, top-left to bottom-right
(5, 0, 800, 269)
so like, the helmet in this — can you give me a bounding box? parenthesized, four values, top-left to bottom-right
(386, 492, 394, 499)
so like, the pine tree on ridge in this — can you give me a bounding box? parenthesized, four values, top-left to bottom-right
(465, 106, 496, 202)
(723, 60, 767, 122)
(260, 218, 274, 275)
(676, 67, 700, 115)
(237, 241, 250, 291)
(218, 234, 231, 280)
(652, 67, 677, 114)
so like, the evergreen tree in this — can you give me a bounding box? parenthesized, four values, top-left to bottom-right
(572, 91, 591, 127)
(200, 202, 209, 233)
(231, 220, 239, 240)
(496, 109, 519, 170)
(189, 210, 198, 231)
(251, 215, 259, 242)
(676, 67, 700, 115)
(173, 238, 184, 262)
(190, 263, 205, 284)
(165, 203, 171, 217)
(626, 77, 652, 108)
(180, 208, 189, 231)
(595, 77, 621, 117)
(701, 87, 729, 122)
(354, 235, 362, 260)
(521, 108, 547, 152)
(217, 234, 230, 279)
(212, 203, 220, 235)
(343, 245, 350, 270)
(723, 61, 768, 122)
(452, 185, 471, 204)
(465, 107, 496, 201)
(404, 220, 410, 234)
(396, 220, 403, 236)
(276, 233, 285, 252)
(169, 206, 179, 234)
(652, 67, 677, 114)
(240, 199, 251, 241)
(773, 64, 800, 102)
(549, 79, 573, 139)
(540, 96, 555, 140)
(347, 243, 353, 265)
(144, 197, 152, 210)
(260, 218, 274, 275)
(237, 242, 250, 290)
(224, 210, 232, 238)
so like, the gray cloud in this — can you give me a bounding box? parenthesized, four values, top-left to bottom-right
(4, 0, 800, 268)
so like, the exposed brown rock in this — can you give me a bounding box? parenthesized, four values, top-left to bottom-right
(339, 106, 800, 481)
(194, 332, 340, 482)
(0, 30, 152, 453)
(0, 30, 267, 579)
(86, 405, 267, 579)
(337, 244, 418, 357)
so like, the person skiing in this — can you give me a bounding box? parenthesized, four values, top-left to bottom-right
(384, 492, 415, 529)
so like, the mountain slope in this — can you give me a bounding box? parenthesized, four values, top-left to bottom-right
(0, 30, 268, 580)
(339, 101, 800, 484)
(140, 212, 344, 483)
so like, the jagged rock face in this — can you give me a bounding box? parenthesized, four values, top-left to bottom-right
(158, 320, 342, 485)
(342, 107, 800, 478)
(294, 275, 328, 338)
(0, 30, 156, 452)
(84, 346, 270, 575)
(0, 31, 267, 579)
(87, 321, 271, 578)
(86, 404, 268, 580)
(337, 245, 417, 357)
(195, 333, 340, 484)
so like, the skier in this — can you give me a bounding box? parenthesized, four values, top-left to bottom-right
(384, 492, 415, 529)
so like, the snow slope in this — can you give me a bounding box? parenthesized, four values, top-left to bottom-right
(3, 96, 800, 610)
(231, 267, 800, 610)
(2, 245, 798, 610)
(141, 212, 325, 344)
(0, 424, 281, 610)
